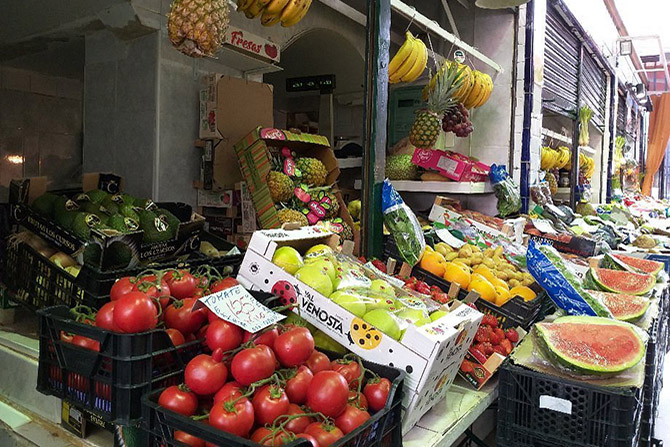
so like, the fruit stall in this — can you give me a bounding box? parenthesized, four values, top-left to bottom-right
(1, 0, 670, 447)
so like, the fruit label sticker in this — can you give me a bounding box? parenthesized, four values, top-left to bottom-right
(539, 395, 572, 415)
(453, 50, 466, 64)
(284, 158, 296, 176)
(198, 285, 285, 333)
(154, 216, 169, 233)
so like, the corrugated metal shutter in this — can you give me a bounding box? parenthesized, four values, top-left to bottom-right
(580, 52, 607, 128)
(617, 92, 626, 136)
(543, 6, 580, 117)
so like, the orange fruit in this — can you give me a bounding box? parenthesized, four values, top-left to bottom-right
(468, 278, 496, 302)
(443, 262, 471, 289)
(510, 285, 537, 302)
(494, 286, 512, 307)
(420, 252, 446, 277)
(490, 277, 509, 291)
(473, 265, 495, 283)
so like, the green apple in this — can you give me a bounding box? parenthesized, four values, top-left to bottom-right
(295, 265, 333, 297)
(313, 330, 346, 354)
(430, 310, 448, 322)
(305, 244, 334, 257)
(396, 308, 431, 327)
(365, 295, 397, 312)
(284, 312, 317, 332)
(330, 291, 367, 317)
(363, 309, 401, 340)
(272, 246, 304, 275)
(307, 258, 337, 283)
(370, 279, 395, 297)
(332, 268, 371, 290)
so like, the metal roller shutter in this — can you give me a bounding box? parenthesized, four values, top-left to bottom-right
(580, 52, 608, 128)
(543, 7, 580, 117)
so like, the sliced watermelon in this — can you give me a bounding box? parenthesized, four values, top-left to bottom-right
(536, 315, 645, 374)
(613, 254, 664, 276)
(590, 291, 650, 322)
(589, 267, 655, 296)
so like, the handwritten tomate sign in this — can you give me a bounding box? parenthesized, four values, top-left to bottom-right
(198, 285, 285, 333)
(224, 26, 280, 63)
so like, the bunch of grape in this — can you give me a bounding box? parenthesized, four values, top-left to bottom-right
(442, 103, 473, 138)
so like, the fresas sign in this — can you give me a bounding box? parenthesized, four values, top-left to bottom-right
(224, 26, 280, 63)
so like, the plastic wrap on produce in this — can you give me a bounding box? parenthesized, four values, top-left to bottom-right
(382, 179, 425, 266)
(526, 241, 613, 318)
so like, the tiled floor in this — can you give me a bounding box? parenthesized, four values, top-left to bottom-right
(656, 352, 670, 443)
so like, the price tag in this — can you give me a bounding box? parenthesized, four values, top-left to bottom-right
(436, 228, 466, 248)
(197, 285, 285, 333)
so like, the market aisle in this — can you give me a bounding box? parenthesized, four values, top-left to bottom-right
(656, 352, 670, 442)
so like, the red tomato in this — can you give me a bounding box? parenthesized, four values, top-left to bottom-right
(363, 377, 391, 412)
(165, 270, 198, 300)
(331, 359, 362, 389)
(110, 276, 136, 301)
(274, 327, 314, 367)
(209, 398, 254, 438)
(158, 384, 198, 417)
(285, 365, 314, 404)
(165, 328, 186, 347)
(250, 427, 292, 446)
(207, 311, 220, 323)
(60, 331, 74, 344)
(231, 346, 276, 386)
(306, 371, 349, 418)
(184, 353, 228, 396)
(95, 301, 118, 331)
(295, 433, 320, 447)
(113, 292, 158, 333)
(304, 422, 344, 447)
(252, 384, 290, 426)
(185, 333, 197, 343)
(283, 403, 314, 434)
(242, 327, 279, 349)
(174, 430, 204, 447)
(213, 381, 243, 403)
(206, 320, 243, 352)
(306, 351, 331, 374)
(165, 298, 207, 335)
(347, 390, 368, 410)
(71, 335, 100, 351)
(334, 404, 370, 434)
(209, 277, 239, 293)
(133, 275, 171, 310)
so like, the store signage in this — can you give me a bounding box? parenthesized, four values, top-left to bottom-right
(286, 75, 336, 93)
(224, 26, 280, 63)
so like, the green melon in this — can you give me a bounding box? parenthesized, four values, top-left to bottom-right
(536, 315, 645, 374)
(590, 291, 650, 322)
(613, 254, 664, 276)
(589, 267, 655, 296)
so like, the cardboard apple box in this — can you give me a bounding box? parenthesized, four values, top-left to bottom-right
(237, 228, 483, 434)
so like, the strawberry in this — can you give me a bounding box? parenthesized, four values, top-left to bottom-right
(492, 345, 507, 357)
(467, 302, 478, 310)
(500, 338, 513, 355)
(469, 347, 487, 363)
(358, 256, 367, 263)
(416, 282, 431, 295)
(430, 285, 442, 294)
(505, 328, 519, 343)
(404, 283, 416, 291)
(460, 360, 475, 374)
(482, 314, 498, 328)
(477, 342, 494, 356)
(371, 259, 387, 273)
(488, 331, 503, 345)
(474, 325, 491, 343)
(493, 327, 506, 342)
(432, 292, 450, 304)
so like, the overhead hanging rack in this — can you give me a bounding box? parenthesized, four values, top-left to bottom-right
(390, 0, 504, 74)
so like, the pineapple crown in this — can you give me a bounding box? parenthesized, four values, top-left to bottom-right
(426, 63, 465, 114)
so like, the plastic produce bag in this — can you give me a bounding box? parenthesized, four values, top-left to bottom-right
(526, 241, 613, 318)
(382, 179, 425, 266)
(489, 164, 521, 217)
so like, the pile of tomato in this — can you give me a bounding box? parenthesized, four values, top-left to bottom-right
(60, 267, 239, 351)
(159, 321, 393, 447)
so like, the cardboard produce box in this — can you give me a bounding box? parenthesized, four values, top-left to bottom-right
(237, 228, 482, 433)
(199, 75, 274, 189)
(412, 149, 490, 182)
(234, 127, 357, 246)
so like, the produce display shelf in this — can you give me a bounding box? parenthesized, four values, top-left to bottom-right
(337, 157, 363, 169)
(353, 179, 493, 194)
(404, 379, 498, 447)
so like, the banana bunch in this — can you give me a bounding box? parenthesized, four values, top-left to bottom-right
(555, 146, 571, 170)
(389, 32, 428, 84)
(238, 0, 312, 27)
(579, 153, 595, 178)
(462, 70, 493, 109)
(422, 61, 472, 102)
(541, 146, 559, 170)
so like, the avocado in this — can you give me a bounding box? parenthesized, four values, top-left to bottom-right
(120, 203, 140, 222)
(53, 196, 79, 220)
(86, 189, 108, 204)
(120, 193, 136, 206)
(83, 243, 102, 267)
(139, 209, 172, 243)
(31, 193, 59, 217)
(156, 208, 181, 236)
(107, 214, 128, 233)
(54, 210, 77, 230)
(104, 241, 133, 269)
(72, 212, 102, 240)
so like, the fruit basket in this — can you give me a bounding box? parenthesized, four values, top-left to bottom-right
(497, 361, 644, 447)
(37, 305, 204, 425)
(142, 353, 405, 447)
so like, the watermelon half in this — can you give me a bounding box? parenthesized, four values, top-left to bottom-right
(589, 267, 655, 296)
(613, 254, 664, 276)
(536, 315, 645, 374)
(590, 291, 650, 322)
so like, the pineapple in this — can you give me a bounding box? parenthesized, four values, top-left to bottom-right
(409, 63, 464, 148)
(295, 158, 328, 186)
(277, 208, 308, 227)
(267, 171, 294, 203)
(546, 172, 558, 195)
(168, 0, 230, 57)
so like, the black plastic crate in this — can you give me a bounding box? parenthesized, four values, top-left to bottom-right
(194, 230, 244, 276)
(37, 305, 204, 426)
(142, 354, 404, 447)
(497, 361, 643, 447)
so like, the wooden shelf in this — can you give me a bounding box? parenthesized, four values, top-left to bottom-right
(354, 179, 493, 194)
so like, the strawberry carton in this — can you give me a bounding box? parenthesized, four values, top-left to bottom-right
(411, 148, 490, 182)
(237, 227, 483, 433)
